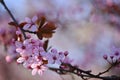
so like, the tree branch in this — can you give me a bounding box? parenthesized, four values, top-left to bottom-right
(0, 0, 27, 39)
(49, 63, 120, 80)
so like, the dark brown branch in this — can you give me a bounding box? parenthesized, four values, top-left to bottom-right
(97, 65, 113, 76)
(49, 63, 120, 80)
(23, 29, 37, 34)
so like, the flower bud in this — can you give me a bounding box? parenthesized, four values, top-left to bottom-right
(5, 56, 12, 63)
(103, 55, 108, 60)
(114, 51, 119, 56)
(110, 55, 114, 59)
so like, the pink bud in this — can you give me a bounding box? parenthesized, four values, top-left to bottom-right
(5, 56, 12, 63)
(103, 55, 108, 60)
(110, 55, 114, 59)
(51, 49, 57, 53)
(16, 30, 21, 35)
(59, 52, 63, 55)
(64, 51, 69, 56)
(114, 51, 119, 56)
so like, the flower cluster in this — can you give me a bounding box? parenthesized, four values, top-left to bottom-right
(103, 48, 120, 67)
(1, 1, 120, 79)
(23, 15, 38, 32)
(7, 15, 72, 76)
(15, 37, 70, 75)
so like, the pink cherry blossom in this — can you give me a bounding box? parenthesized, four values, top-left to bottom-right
(17, 57, 26, 63)
(48, 49, 69, 65)
(23, 15, 38, 32)
(31, 62, 47, 75)
(33, 46, 45, 56)
(103, 46, 120, 67)
(15, 40, 33, 57)
(14, 36, 70, 76)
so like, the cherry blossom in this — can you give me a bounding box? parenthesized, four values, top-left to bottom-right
(1, 0, 120, 79)
(103, 47, 120, 67)
(31, 62, 47, 75)
(15, 40, 33, 57)
(23, 15, 38, 32)
(46, 49, 69, 65)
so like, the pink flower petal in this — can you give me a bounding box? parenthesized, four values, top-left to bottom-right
(40, 52, 47, 56)
(41, 66, 47, 70)
(32, 15, 38, 23)
(31, 63, 37, 68)
(32, 68, 38, 76)
(29, 25, 38, 32)
(23, 62, 28, 68)
(51, 49, 57, 54)
(38, 70, 43, 75)
(25, 17, 32, 23)
(16, 48, 23, 53)
(23, 39, 30, 45)
(17, 57, 25, 63)
(23, 24, 31, 30)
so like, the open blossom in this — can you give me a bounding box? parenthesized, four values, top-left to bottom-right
(23, 15, 38, 32)
(15, 41, 33, 57)
(17, 57, 26, 63)
(17, 55, 36, 68)
(31, 62, 47, 75)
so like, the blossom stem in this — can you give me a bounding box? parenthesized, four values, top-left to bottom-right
(1, 0, 27, 39)
(97, 65, 113, 76)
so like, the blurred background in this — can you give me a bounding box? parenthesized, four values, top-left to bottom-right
(0, 0, 120, 80)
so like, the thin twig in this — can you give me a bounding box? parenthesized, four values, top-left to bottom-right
(49, 67, 103, 80)
(97, 65, 113, 76)
(23, 30, 37, 34)
(0, 0, 27, 39)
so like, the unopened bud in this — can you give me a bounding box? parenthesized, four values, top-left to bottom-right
(114, 51, 119, 56)
(103, 55, 108, 60)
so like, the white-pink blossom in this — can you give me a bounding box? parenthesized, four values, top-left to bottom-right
(23, 16, 38, 32)
(31, 62, 47, 75)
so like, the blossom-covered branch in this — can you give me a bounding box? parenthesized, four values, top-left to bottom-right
(0, 0, 120, 80)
